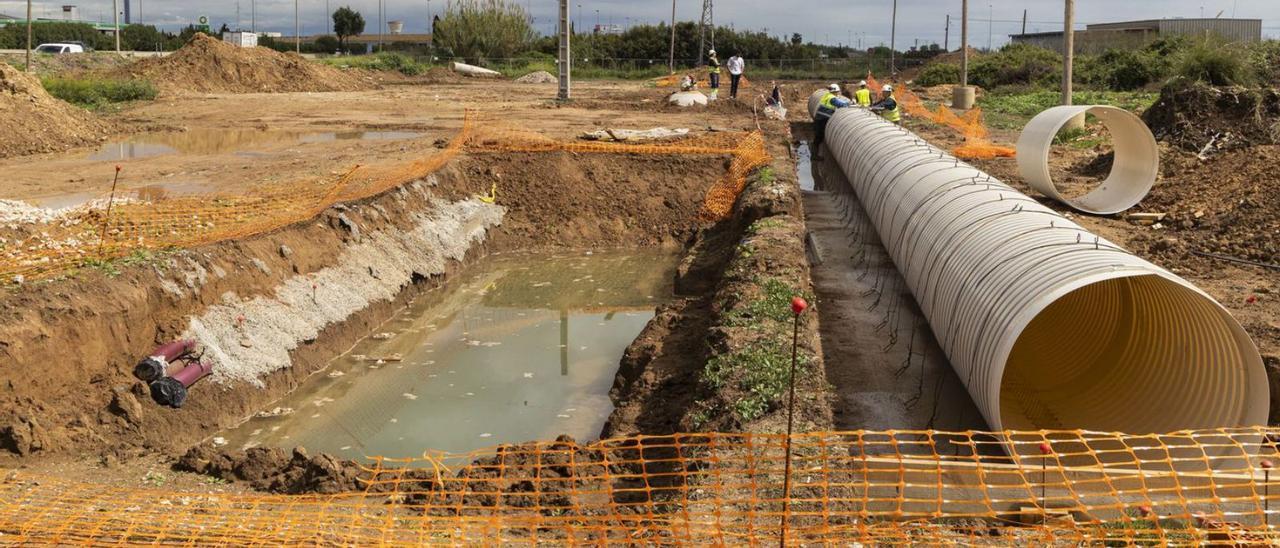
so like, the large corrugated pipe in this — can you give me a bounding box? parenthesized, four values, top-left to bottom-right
(809, 93, 1267, 433)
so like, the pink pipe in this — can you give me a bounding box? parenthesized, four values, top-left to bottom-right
(149, 360, 212, 409)
(133, 339, 196, 382)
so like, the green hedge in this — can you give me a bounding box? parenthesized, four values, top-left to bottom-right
(41, 77, 157, 108)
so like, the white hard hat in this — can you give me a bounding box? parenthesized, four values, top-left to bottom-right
(882, 84, 893, 92)
(828, 83, 840, 92)
(858, 80, 867, 86)
(708, 49, 716, 55)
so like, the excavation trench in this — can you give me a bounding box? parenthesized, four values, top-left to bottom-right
(0, 149, 733, 461)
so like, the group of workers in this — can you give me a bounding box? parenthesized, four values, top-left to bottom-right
(812, 80, 899, 158)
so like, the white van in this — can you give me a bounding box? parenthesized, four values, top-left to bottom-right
(34, 43, 86, 54)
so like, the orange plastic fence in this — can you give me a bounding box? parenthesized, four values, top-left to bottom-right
(4, 428, 1280, 545)
(861, 71, 1016, 160)
(466, 122, 771, 221)
(1, 115, 769, 284)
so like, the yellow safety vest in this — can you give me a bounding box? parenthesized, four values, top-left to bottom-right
(881, 94, 901, 122)
(708, 58, 720, 74)
(855, 88, 872, 107)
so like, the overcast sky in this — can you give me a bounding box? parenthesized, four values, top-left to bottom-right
(1, 0, 1277, 47)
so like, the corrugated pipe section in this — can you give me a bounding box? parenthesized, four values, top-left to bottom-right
(809, 93, 1267, 433)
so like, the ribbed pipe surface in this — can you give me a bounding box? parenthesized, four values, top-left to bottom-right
(810, 95, 1267, 433)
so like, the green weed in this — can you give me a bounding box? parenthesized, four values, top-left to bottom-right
(41, 77, 156, 109)
(702, 338, 808, 422)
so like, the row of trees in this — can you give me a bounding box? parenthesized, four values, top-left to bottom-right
(0, 21, 206, 51)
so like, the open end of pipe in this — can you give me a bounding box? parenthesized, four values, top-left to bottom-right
(999, 274, 1265, 433)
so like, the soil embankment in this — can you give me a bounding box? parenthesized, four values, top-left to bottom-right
(115, 33, 374, 95)
(0, 63, 110, 158)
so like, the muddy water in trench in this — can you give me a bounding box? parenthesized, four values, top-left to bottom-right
(222, 249, 677, 458)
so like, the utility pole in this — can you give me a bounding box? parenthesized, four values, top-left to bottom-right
(944, 14, 950, 51)
(112, 0, 121, 53)
(697, 0, 712, 64)
(557, 0, 570, 100)
(987, 3, 993, 50)
(1063, 0, 1076, 108)
(294, 0, 300, 53)
(1021, 9, 1027, 34)
(961, 0, 968, 84)
(327, 0, 331, 34)
(252, 0, 256, 33)
(890, 0, 897, 74)
(24, 0, 31, 71)
(668, 0, 676, 72)
(379, 0, 385, 51)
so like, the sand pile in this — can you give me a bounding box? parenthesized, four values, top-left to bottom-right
(118, 33, 372, 95)
(514, 70, 556, 84)
(0, 64, 109, 158)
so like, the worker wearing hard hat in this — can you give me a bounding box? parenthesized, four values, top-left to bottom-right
(813, 83, 851, 159)
(707, 49, 721, 100)
(870, 84, 901, 123)
(854, 80, 873, 107)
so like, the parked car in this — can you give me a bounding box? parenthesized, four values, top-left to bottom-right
(34, 43, 85, 54)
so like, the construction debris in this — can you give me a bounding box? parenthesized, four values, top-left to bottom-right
(580, 127, 690, 141)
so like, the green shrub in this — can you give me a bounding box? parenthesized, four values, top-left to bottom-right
(1174, 40, 1250, 86)
(969, 43, 1062, 90)
(41, 77, 157, 108)
(1079, 48, 1166, 91)
(1245, 40, 1280, 85)
(318, 52, 430, 75)
(916, 62, 960, 87)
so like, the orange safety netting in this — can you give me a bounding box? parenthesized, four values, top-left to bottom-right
(465, 122, 770, 221)
(5, 428, 1280, 545)
(1, 114, 769, 284)
(864, 71, 1016, 160)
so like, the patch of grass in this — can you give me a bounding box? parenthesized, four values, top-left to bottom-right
(979, 90, 1158, 130)
(702, 337, 808, 422)
(730, 277, 809, 326)
(41, 76, 156, 109)
(745, 217, 785, 236)
(319, 52, 431, 76)
(1094, 510, 1198, 546)
(1174, 40, 1251, 86)
(77, 248, 167, 278)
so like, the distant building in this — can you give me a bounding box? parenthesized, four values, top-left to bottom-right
(592, 24, 623, 36)
(223, 31, 258, 48)
(1010, 18, 1262, 54)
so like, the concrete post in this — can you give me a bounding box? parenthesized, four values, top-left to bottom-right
(24, 0, 32, 71)
(558, 0, 571, 100)
(952, 0, 975, 110)
(113, 0, 121, 54)
(1062, 0, 1084, 129)
(668, 0, 676, 73)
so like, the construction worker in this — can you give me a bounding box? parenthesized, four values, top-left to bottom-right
(707, 49, 721, 100)
(812, 83, 851, 160)
(854, 80, 873, 107)
(870, 84, 900, 124)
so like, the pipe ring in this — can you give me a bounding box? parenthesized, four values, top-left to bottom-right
(1015, 105, 1159, 215)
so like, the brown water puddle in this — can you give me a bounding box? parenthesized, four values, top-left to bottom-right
(221, 249, 678, 458)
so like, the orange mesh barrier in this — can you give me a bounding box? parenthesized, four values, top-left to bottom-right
(5, 428, 1280, 545)
(862, 71, 1016, 160)
(1, 116, 769, 284)
(466, 123, 771, 221)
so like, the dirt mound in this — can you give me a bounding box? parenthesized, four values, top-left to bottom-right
(1142, 83, 1280, 153)
(1131, 145, 1279, 265)
(117, 33, 371, 95)
(514, 70, 556, 84)
(0, 63, 109, 158)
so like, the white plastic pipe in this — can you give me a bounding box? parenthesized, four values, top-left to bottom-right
(810, 94, 1266, 434)
(450, 61, 502, 77)
(1017, 105, 1159, 215)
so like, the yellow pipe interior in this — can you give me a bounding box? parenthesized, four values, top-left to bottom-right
(1000, 275, 1253, 433)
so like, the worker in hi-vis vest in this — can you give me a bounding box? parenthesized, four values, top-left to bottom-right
(813, 83, 851, 160)
(870, 84, 900, 123)
(707, 49, 721, 100)
(854, 80, 873, 107)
